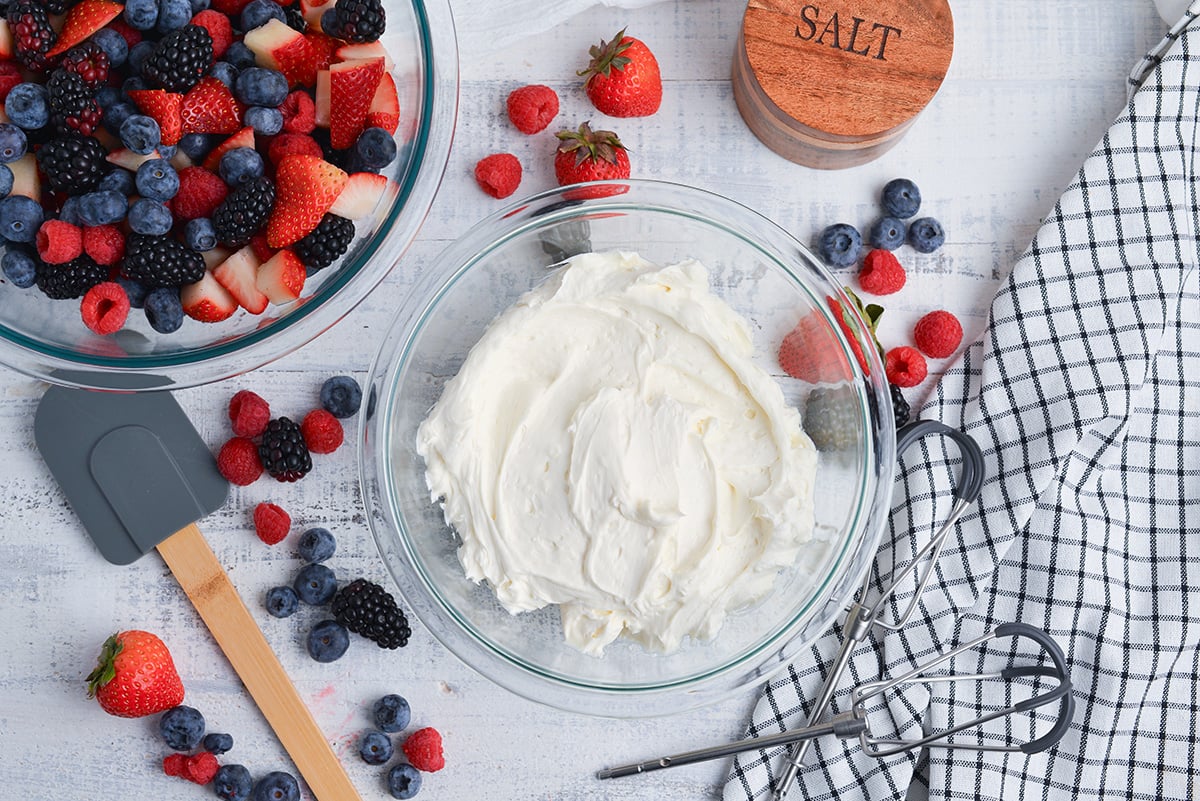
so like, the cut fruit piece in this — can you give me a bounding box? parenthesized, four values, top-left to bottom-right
(266, 154, 348, 247)
(201, 246, 231, 270)
(314, 70, 330, 128)
(329, 57, 384, 150)
(106, 148, 161, 171)
(0, 19, 13, 60)
(256, 249, 306, 304)
(9, 154, 40, 200)
(182, 270, 238, 322)
(47, 0, 124, 56)
(334, 42, 394, 71)
(213, 246, 268, 314)
(330, 172, 393, 221)
(127, 89, 184, 146)
(300, 0, 334, 28)
(171, 150, 195, 171)
(244, 18, 319, 87)
(181, 78, 242, 135)
(202, 126, 256, 171)
(305, 31, 339, 72)
(365, 72, 399, 135)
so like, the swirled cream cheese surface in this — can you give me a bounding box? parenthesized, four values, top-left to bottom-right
(416, 251, 818, 655)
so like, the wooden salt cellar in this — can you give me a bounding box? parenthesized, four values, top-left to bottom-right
(733, 0, 954, 169)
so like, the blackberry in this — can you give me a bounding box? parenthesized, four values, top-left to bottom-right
(141, 24, 213, 93)
(329, 0, 386, 43)
(36, 134, 108, 196)
(46, 0, 79, 13)
(331, 579, 411, 649)
(47, 70, 102, 135)
(212, 176, 276, 248)
(294, 214, 354, 272)
(258, 417, 312, 482)
(7, 2, 57, 72)
(284, 3, 308, 32)
(803, 384, 857, 452)
(35, 254, 106, 299)
(121, 233, 207, 288)
(59, 42, 110, 91)
(890, 383, 910, 429)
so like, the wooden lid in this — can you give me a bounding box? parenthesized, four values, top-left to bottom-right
(733, 0, 953, 168)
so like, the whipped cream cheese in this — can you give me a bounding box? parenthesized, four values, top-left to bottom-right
(416, 251, 818, 655)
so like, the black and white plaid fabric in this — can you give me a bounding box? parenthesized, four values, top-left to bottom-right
(726, 22, 1200, 801)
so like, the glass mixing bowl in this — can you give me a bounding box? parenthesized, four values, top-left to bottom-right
(0, 0, 456, 391)
(361, 180, 898, 716)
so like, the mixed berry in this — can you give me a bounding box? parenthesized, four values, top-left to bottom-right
(0, 0, 401, 336)
(356, 693, 443, 799)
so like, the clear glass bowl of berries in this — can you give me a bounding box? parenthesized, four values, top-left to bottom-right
(360, 179, 899, 716)
(0, 0, 456, 390)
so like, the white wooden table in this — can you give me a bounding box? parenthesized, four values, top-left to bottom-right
(0, 2, 1168, 798)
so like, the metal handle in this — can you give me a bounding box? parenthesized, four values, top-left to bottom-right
(896, 419, 985, 504)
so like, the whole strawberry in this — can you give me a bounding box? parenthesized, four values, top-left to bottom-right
(579, 28, 662, 117)
(86, 630, 185, 718)
(554, 122, 631, 187)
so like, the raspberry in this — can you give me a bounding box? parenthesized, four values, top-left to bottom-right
(80, 281, 130, 335)
(190, 10, 233, 59)
(163, 753, 187, 778)
(107, 19, 142, 49)
(216, 436, 263, 485)
(474, 153, 521, 199)
(229, 389, 270, 438)
(401, 727, 445, 772)
(36, 219, 83, 264)
(778, 314, 852, 384)
(506, 84, 559, 134)
(183, 752, 220, 785)
(885, 346, 928, 388)
(858, 249, 906, 296)
(254, 502, 291, 545)
(82, 225, 126, 266)
(268, 133, 323, 165)
(280, 90, 316, 134)
(913, 309, 963, 359)
(172, 167, 228, 222)
(300, 408, 343, 454)
(211, 0, 254, 15)
(0, 62, 22, 104)
(250, 231, 277, 263)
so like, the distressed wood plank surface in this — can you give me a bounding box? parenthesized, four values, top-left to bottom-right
(0, 1, 1167, 798)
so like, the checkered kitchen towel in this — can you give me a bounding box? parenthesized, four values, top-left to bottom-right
(727, 20, 1200, 801)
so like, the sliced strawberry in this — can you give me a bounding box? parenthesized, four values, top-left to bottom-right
(266, 154, 348, 247)
(256, 249, 306, 304)
(202, 246, 231, 271)
(334, 42, 394, 70)
(314, 70, 330, 128)
(106, 148, 161, 172)
(9, 153, 39, 200)
(202, 127, 256, 172)
(329, 58, 385, 150)
(365, 73, 399, 135)
(181, 77, 243, 135)
(48, 0, 124, 57)
(305, 30, 339, 72)
(0, 19, 13, 60)
(182, 270, 238, 323)
(301, 0, 335, 28)
(127, 90, 184, 146)
(213, 247, 268, 314)
(330, 172, 393, 221)
(244, 19, 319, 87)
(250, 232, 277, 263)
(826, 297, 870, 375)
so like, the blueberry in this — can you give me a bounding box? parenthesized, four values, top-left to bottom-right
(178, 133, 219, 161)
(145, 286, 184, 333)
(210, 61, 239, 89)
(817, 222, 861, 268)
(59, 196, 84, 225)
(129, 198, 173, 235)
(99, 169, 135, 196)
(122, 75, 149, 94)
(0, 124, 27, 163)
(92, 29, 129, 68)
(241, 0, 286, 31)
(2, 247, 37, 288)
(372, 694, 411, 733)
(80, 191, 128, 226)
(219, 147, 264, 186)
(103, 101, 137, 136)
(907, 216, 945, 253)
(297, 527, 336, 563)
(202, 731, 234, 755)
(306, 620, 350, 662)
(354, 127, 397, 171)
(159, 704, 205, 751)
(117, 277, 150, 308)
(868, 216, 906, 251)
(136, 159, 180, 201)
(5, 83, 49, 131)
(0, 196, 43, 243)
(214, 764, 253, 801)
(265, 585, 300, 618)
(96, 86, 123, 110)
(293, 563, 337, 605)
(881, 178, 921, 219)
(0, 164, 11, 198)
(120, 114, 161, 155)
(320, 8, 338, 33)
(156, 0, 193, 32)
(128, 40, 156, 74)
(253, 771, 300, 801)
(124, 0, 158, 30)
(157, 144, 178, 160)
(386, 764, 422, 799)
(244, 106, 283, 135)
(185, 217, 218, 251)
(235, 68, 288, 108)
(224, 42, 257, 70)
(190, 0, 210, 11)
(320, 375, 362, 418)
(357, 730, 394, 765)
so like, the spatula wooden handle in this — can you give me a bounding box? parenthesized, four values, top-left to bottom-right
(157, 523, 361, 801)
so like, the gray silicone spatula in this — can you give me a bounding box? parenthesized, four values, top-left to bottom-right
(33, 377, 361, 801)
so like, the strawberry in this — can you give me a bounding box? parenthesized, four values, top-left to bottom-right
(553, 122, 631, 186)
(86, 630, 185, 718)
(579, 29, 662, 118)
(181, 78, 243, 135)
(213, 247, 268, 314)
(329, 57, 385, 150)
(256, 249, 306, 303)
(244, 19, 319, 87)
(364, 72, 399, 134)
(182, 270, 239, 322)
(202, 126, 256, 172)
(128, 89, 184, 146)
(266, 155, 348, 247)
(47, 0, 124, 57)
(305, 30, 340, 72)
(779, 313, 854, 384)
(330, 171, 393, 220)
(190, 10, 234, 59)
(106, 148, 161, 172)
